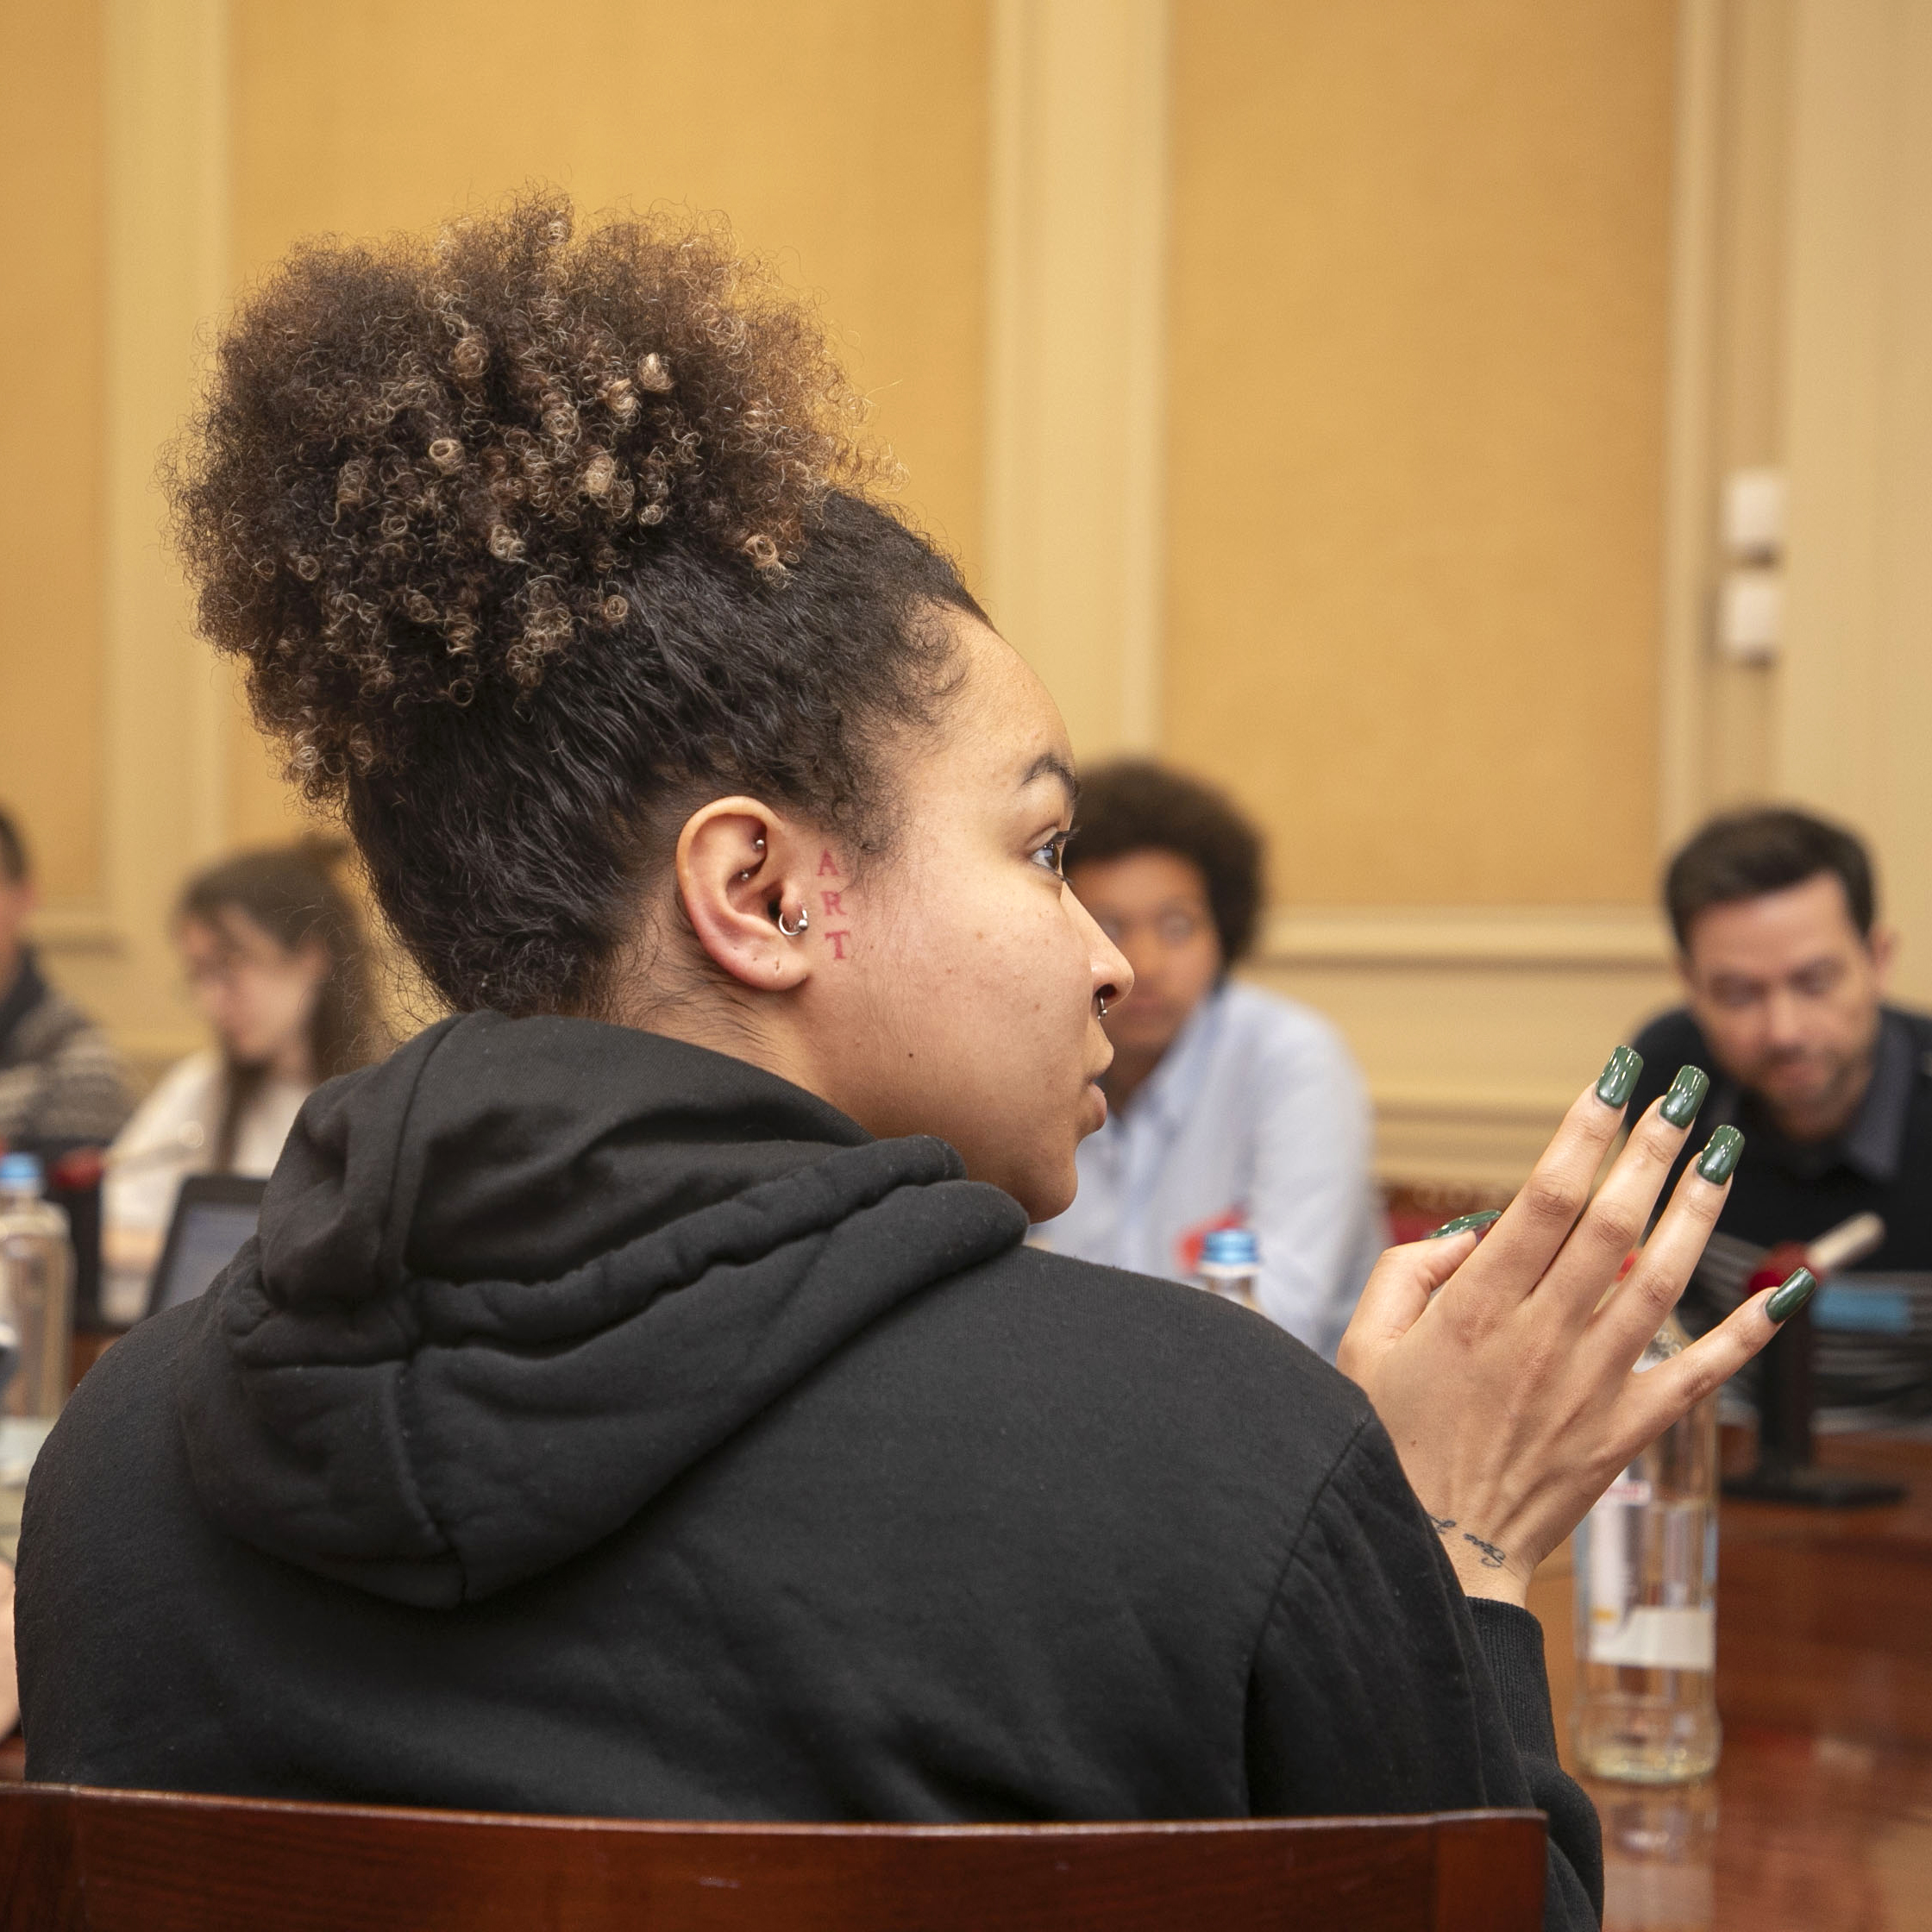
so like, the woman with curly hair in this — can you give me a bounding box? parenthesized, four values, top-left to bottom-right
(16, 198, 1799, 1928)
(99, 839, 381, 1320)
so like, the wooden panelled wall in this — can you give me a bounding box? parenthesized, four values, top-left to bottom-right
(4, 0, 1927, 1186)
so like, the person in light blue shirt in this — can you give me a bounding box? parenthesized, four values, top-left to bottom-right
(1032, 762, 1383, 1359)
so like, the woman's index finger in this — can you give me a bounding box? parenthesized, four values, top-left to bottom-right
(1439, 1051, 1645, 1315)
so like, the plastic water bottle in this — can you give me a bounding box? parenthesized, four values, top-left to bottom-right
(1571, 1312, 1721, 1782)
(0, 1151, 75, 1546)
(1198, 1227, 1261, 1312)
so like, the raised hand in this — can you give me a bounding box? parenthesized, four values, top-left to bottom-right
(1336, 1050, 1815, 1605)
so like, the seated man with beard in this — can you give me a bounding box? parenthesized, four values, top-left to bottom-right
(1628, 807, 1932, 1422)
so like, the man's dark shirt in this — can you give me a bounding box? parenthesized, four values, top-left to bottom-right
(0, 944, 131, 1162)
(1628, 1006, 1932, 1416)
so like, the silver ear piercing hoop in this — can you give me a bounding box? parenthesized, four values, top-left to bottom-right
(776, 906, 809, 938)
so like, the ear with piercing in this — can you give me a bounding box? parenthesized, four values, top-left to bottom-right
(737, 836, 765, 883)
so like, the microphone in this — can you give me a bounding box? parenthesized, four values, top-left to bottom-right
(1723, 1210, 1904, 1508)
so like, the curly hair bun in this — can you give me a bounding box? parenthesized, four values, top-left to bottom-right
(170, 194, 881, 797)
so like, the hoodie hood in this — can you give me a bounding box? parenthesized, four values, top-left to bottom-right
(179, 1013, 1028, 1609)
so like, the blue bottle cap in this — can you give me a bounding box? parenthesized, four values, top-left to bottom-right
(1201, 1226, 1259, 1268)
(0, 1151, 42, 1189)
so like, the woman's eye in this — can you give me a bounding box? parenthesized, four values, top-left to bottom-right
(1032, 833, 1070, 876)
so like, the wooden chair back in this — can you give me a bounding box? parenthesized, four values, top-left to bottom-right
(0, 1785, 1544, 1931)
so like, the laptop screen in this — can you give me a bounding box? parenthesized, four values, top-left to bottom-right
(150, 1189, 265, 1314)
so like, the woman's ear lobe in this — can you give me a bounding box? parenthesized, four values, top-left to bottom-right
(674, 798, 814, 994)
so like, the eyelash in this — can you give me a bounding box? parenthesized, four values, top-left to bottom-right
(1033, 831, 1070, 877)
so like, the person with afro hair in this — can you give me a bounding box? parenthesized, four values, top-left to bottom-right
(1032, 762, 1381, 1359)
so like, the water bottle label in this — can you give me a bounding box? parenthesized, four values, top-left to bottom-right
(1584, 1483, 1716, 1672)
(1588, 1603, 1715, 1672)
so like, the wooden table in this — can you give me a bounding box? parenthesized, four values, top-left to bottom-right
(5, 1431, 1928, 1926)
(1529, 1431, 1932, 1930)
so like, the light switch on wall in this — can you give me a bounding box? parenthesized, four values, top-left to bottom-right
(1722, 468, 1786, 562)
(1717, 565, 1782, 662)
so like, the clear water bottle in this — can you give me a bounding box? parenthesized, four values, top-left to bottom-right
(1571, 1312, 1721, 1782)
(1198, 1227, 1260, 1312)
(0, 1151, 75, 1544)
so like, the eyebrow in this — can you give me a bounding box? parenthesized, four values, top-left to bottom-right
(1019, 751, 1079, 808)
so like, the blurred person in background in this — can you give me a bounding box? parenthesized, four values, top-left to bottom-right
(1032, 762, 1382, 1359)
(1627, 807, 1932, 1419)
(0, 806, 132, 1165)
(1, 803, 127, 1740)
(101, 840, 380, 1319)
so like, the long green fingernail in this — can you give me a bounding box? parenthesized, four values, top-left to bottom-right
(1659, 1064, 1710, 1128)
(1767, 1266, 1818, 1322)
(1596, 1045, 1644, 1109)
(1695, 1124, 1745, 1183)
(1426, 1208, 1502, 1239)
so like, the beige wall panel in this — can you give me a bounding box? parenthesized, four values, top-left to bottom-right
(1165, 0, 1676, 906)
(0, 0, 106, 904)
(1778, 0, 1932, 1007)
(983, 0, 1168, 762)
(223, 655, 312, 851)
(1248, 908, 1676, 1187)
(222, 0, 989, 844)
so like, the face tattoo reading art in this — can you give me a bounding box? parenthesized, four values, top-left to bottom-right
(818, 850, 853, 961)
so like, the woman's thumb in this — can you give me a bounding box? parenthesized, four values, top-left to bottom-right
(1344, 1229, 1481, 1358)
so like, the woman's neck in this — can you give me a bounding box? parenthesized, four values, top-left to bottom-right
(605, 958, 817, 1102)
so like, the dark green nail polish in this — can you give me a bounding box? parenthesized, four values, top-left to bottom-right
(1695, 1124, 1745, 1183)
(1767, 1266, 1818, 1322)
(1426, 1208, 1502, 1239)
(1659, 1064, 1710, 1128)
(1596, 1045, 1643, 1109)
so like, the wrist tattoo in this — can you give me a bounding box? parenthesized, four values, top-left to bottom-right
(1461, 1533, 1508, 1570)
(1427, 1513, 1456, 1533)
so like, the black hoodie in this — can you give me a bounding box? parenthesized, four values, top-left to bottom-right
(18, 1013, 1600, 1926)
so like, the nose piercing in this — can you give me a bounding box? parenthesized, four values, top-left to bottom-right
(776, 906, 809, 938)
(1097, 994, 1110, 1018)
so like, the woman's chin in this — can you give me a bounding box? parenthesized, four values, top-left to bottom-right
(1002, 1149, 1079, 1226)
